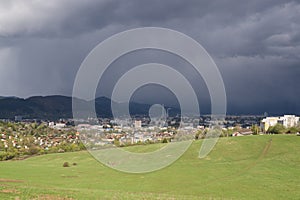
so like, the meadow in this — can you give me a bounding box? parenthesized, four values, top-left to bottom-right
(0, 135, 299, 199)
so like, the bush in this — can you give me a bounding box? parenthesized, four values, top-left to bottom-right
(287, 127, 299, 134)
(195, 130, 202, 140)
(0, 151, 16, 161)
(267, 124, 286, 134)
(63, 162, 70, 167)
(28, 146, 40, 155)
(162, 138, 168, 143)
(72, 162, 77, 166)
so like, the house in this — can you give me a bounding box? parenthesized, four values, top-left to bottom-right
(232, 129, 253, 137)
(261, 117, 279, 132)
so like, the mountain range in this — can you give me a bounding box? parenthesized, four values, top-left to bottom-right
(0, 95, 299, 120)
(0, 95, 178, 120)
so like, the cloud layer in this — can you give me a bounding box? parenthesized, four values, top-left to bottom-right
(0, 0, 299, 114)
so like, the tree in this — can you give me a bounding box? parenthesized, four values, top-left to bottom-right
(113, 139, 120, 147)
(162, 138, 168, 143)
(195, 130, 203, 140)
(251, 124, 260, 135)
(28, 146, 40, 155)
(287, 126, 299, 134)
(267, 123, 286, 134)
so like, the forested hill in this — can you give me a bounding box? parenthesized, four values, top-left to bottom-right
(0, 95, 170, 120)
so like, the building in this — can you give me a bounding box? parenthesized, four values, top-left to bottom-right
(14, 116, 23, 121)
(134, 120, 142, 129)
(278, 115, 299, 128)
(261, 117, 279, 132)
(261, 115, 299, 132)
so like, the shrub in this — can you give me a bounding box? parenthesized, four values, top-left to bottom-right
(27, 146, 40, 155)
(162, 138, 168, 143)
(267, 124, 286, 134)
(0, 151, 15, 161)
(287, 127, 299, 134)
(63, 162, 70, 167)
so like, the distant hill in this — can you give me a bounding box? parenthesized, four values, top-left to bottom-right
(0, 95, 178, 120)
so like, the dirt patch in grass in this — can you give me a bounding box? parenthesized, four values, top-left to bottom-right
(0, 179, 24, 183)
(33, 194, 73, 200)
(61, 175, 79, 178)
(0, 189, 19, 194)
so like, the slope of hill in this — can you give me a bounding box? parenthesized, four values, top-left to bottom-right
(0, 135, 299, 199)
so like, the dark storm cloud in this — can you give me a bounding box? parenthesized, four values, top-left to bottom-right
(0, 0, 299, 114)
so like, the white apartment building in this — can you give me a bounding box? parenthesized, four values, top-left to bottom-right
(278, 115, 299, 128)
(134, 120, 142, 129)
(261, 115, 299, 132)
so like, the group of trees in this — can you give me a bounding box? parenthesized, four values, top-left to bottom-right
(266, 123, 300, 134)
(195, 127, 228, 139)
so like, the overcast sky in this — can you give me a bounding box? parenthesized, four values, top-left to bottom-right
(0, 0, 299, 115)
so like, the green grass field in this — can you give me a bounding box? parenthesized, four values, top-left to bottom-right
(0, 135, 299, 199)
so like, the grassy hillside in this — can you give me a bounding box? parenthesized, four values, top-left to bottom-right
(0, 135, 299, 199)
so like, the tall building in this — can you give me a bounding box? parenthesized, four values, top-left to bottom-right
(278, 115, 299, 128)
(134, 120, 142, 129)
(261, 115, 299, 132)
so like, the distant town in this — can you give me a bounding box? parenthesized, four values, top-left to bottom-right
(1, 114, 299, 161)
